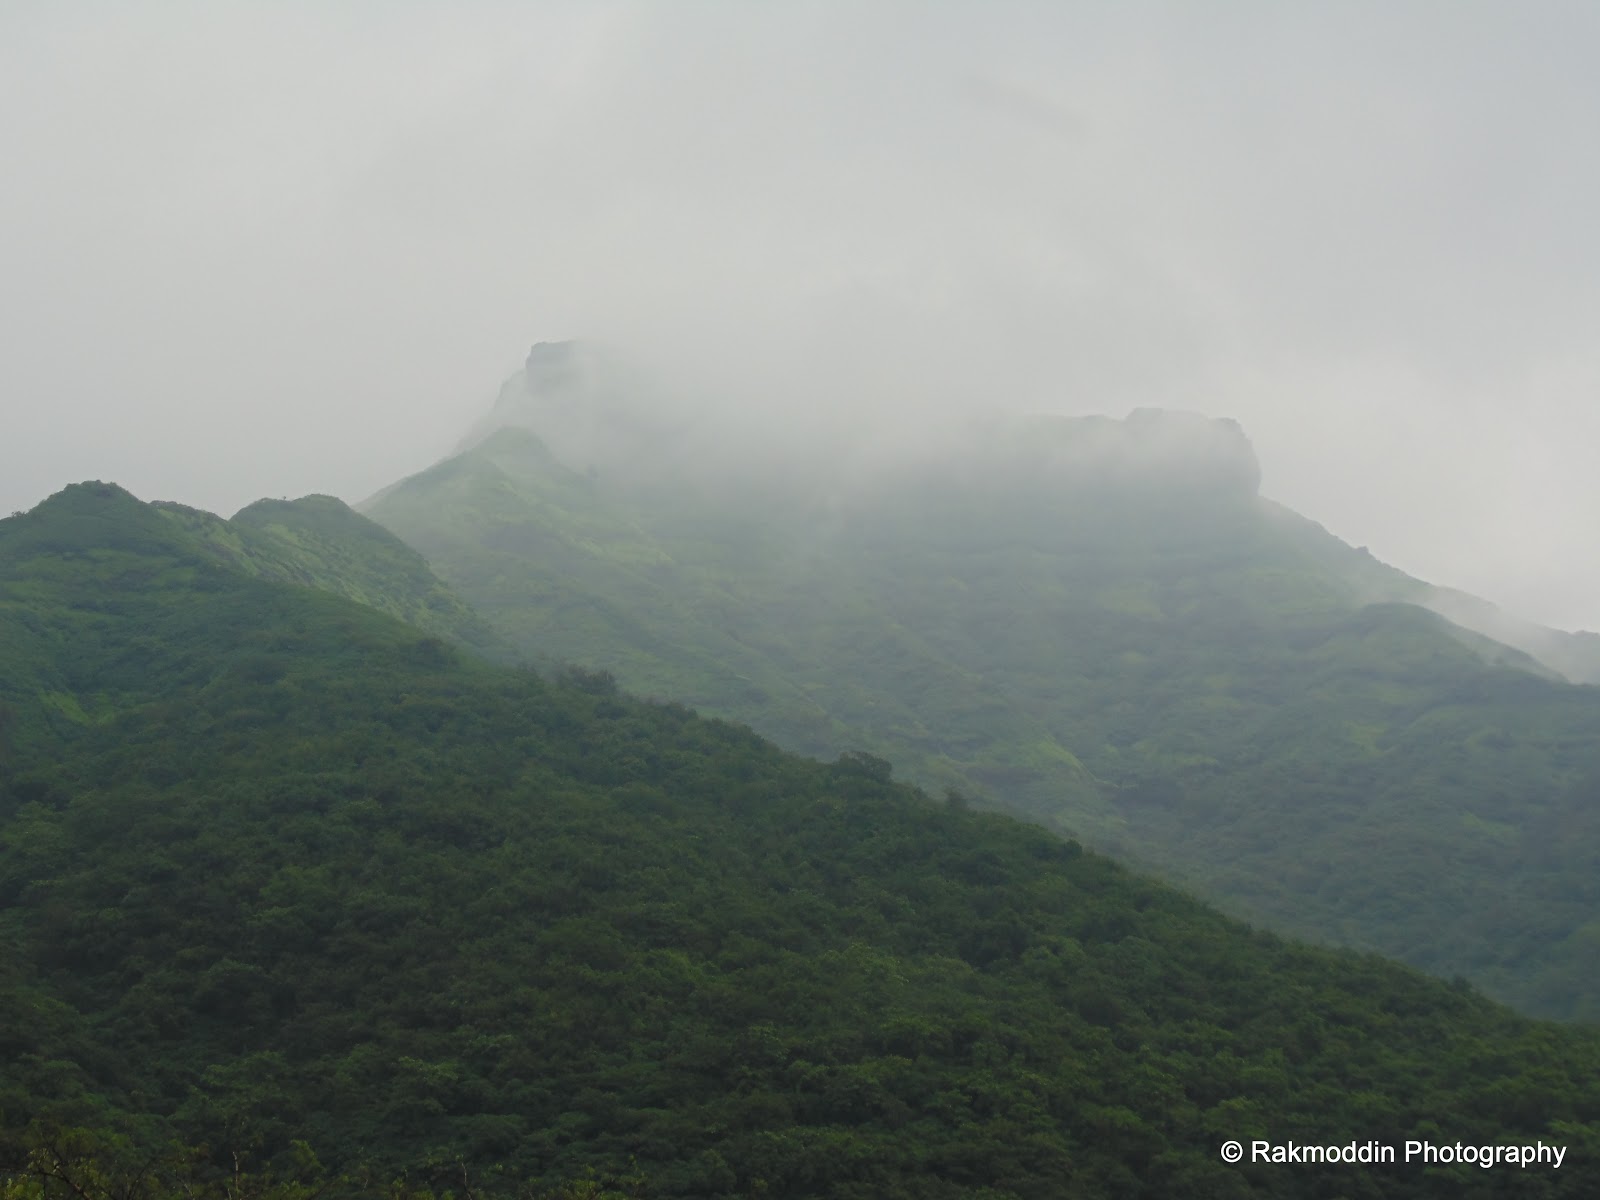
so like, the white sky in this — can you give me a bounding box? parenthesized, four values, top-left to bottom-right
(3, 2, 1599, 629)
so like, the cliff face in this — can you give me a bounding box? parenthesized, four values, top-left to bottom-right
(521, 339, 584, 391)
(462, 341, 1264, 509)
(458, 341, 692, 475)
(357, 342, 1600, 1017)
(948, 408, 1262, 502)
(459, 340, 588, 453)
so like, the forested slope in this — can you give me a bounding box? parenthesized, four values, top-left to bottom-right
(3, 485, 1600, 1198)
(154, 491, 511, 660)
(364, 366, 1600, 1018)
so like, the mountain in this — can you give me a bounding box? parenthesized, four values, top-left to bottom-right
(1411, 584, 1600, 685)
(363, 343, 1600, 1019)
(5, 485, 1600, 1198)
(1233, 495, 1600, 685)
(0, 482, 489, 747)
(154, 491, 512, 661)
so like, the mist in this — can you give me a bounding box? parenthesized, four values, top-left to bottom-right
(4, 2, 1600, 628)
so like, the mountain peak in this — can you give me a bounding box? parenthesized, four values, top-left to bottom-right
(523, 338, 583, 385)
(458, 339, 690, 470)
(4, 480, 200, 561)
(31, 479, 144, 512)
(965, 407, 1262, 500)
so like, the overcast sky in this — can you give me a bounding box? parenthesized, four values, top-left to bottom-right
(3, 2, 1599, 629)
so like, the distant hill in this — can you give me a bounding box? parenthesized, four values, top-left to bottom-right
(0, 481, 506, 744)
(155, 490, 513, 661)
(5, 483, 1600, 1198)
(363, 344, 1600, 1018)
(1411, 583, 1600, 685)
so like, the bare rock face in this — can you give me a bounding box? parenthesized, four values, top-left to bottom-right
(1137, 408, 1260, 497)
(460, 339, 1263, 515)
(459, 341, 683, 472)
(908, 407, 1262, 511)
(522, 340, 583, 391)
(1046, 407, 1261, 498)
(479, 340, 591, 432)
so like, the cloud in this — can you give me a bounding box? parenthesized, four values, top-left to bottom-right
(2, 1, 1599, 628)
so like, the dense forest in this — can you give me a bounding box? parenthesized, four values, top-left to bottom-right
(363, 363, 1600, 1018)
(4, 483, 1600, 1197)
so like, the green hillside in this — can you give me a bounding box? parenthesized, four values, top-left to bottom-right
(362, 353, 1600, 1018)
(6, 485, 1600, 1197)
(154, 491, 512, 661)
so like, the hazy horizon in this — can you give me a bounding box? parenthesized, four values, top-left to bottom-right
(4, 3, 1599, 630)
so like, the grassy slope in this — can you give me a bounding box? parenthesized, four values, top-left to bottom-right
(151, 491, 512, 661)
(364, 429, 1101, 809)
(4, 485, 1600, 1198)
(365, 421, 1600, 1019)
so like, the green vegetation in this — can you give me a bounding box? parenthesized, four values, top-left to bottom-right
(157, 489, 511, 661)
(366, 411, 1600, 1018)
(7, 483, 1600, 1196)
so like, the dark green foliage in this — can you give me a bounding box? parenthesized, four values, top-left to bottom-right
(5, 485, 1600, 1197)
(0, 1124, 646, 1199)
(158, 489, 513, 660)
(364, 418, 1600, 1017)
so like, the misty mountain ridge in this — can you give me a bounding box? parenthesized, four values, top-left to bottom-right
(359, 342, 1600, 1017)
(459, 340, 1264, 508)
(459, 338, 1596, 674)
(457, 340, 698, 474)
(9, 349, 1597, 1018)
(8, 481, 1600, 1197)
